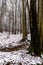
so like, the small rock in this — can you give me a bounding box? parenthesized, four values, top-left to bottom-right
(18, 62, 22, 65)
(6, 62, 11, 65)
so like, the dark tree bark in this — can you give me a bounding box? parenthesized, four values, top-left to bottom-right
(29, 0, 41, 56)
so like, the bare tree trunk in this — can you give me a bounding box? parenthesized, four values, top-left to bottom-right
(12, 4, 14, 34)
(14, 0, 17, 34)
(9, 13, 10, 34)
(0, 10, 2, 32)
(29, 0, 41, 56)
(26, 0, 30, 33)
(0, 0, 4, 32)
(22, 0, 27, 41)
(38, 0, 43, 51)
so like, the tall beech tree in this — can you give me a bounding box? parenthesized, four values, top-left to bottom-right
(29, 0, 41, 56)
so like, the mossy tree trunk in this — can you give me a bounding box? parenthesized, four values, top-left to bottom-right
(22, 0, 27, 41)
(29, 0, 41, 56)
(38, 0, 43, 51)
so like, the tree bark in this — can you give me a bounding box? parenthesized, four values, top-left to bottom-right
(29, 0, 41, 56)
(22, 0, 27, 41)
(38, 0, 43, 51)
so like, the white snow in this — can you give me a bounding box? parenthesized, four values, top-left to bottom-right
(0, 32, 22, 49)
(0, 32, 31, 49)
(0, 50, 43, 65)
(0, 32, 43, 65)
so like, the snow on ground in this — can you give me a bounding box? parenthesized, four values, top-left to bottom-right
(0, 32, 31, 49)
(0, 32, 43, 65)
(0, 50, 43, 65)
(0, 32, 22, 49)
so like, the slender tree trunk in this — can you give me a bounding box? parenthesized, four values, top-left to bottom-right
(38, 0, 43, 51)
(12, 4, 14, 34)
(22, 0, 27, 41)
(0, 0, 4, 33)
(9, 13, 10, 34)
(0, 11, 2, 33)
(26, 0, 30, 33)
(14, 0, 17, 34)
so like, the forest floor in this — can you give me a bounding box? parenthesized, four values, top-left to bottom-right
(0, 32, 43, 65)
